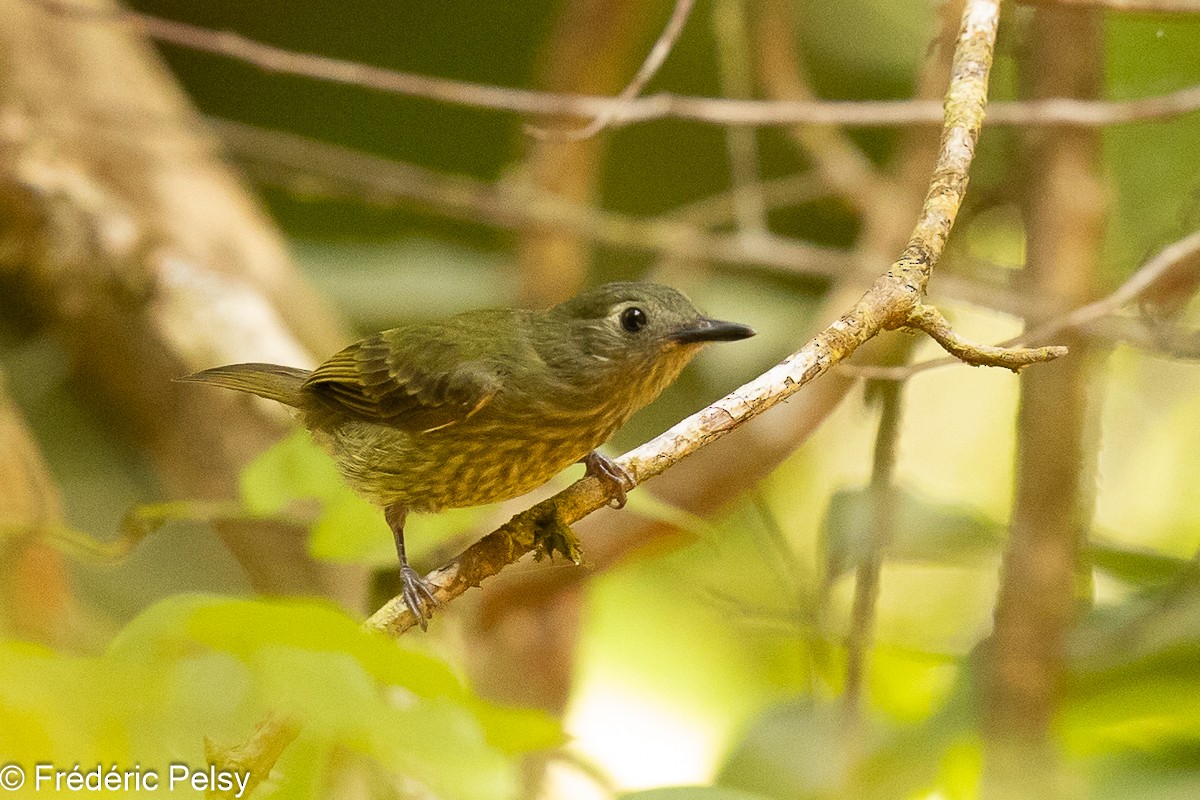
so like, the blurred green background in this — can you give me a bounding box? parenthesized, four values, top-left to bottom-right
(2, 0, 1200, 798)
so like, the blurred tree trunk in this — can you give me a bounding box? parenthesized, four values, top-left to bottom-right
(981, 7, 1106, 798)
(513, 0, 664, 307)
(0, 0, 367, 610)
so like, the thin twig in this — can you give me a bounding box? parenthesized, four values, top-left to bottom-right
(215, 118, 1084, 323)
(222, 113, 832, 231)
(907, 305, 1067, 370)
(1023, 229, 1200, 340)
(1019, 0, 1200, 11)
(526, 0, 697, 139)
(32, 0, 1200, 130)
(849, 228, 1200, 380)
(843, 382, 904, 724)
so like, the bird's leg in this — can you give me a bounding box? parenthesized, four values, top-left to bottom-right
(581, 450, 634, 509)
(531, 503, 584, 565)
(384, 501, 439, 630)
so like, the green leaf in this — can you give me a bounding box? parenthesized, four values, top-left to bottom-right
(715, 697, 974, 800)
(239, 430, 343, 516)
(1064, 586, 1200, 758)
(308, 493, 394, 565)
(1087, 542, 1193, 588)
(2, 594, 562, 800)
(821, 488, 1003, 579)
(239, 430, 395, 565)
(822, 487, 1194, 590)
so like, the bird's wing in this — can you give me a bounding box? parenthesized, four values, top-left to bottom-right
(303, 328, 503, 432)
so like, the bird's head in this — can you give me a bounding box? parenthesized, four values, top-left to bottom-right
(537, 282, 755, 391)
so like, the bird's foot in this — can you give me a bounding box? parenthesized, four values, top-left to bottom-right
(582, 450, 634, 509)
(399, 565, 440, 631)
(532, 506, 584, 565)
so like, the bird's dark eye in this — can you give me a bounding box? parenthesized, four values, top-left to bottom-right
(620, 306, 648, 333)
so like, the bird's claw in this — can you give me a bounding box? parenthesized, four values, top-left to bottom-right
(400, 565, 439, 631)
(583, 450, 634, 509)
(532, 507, 584, 565)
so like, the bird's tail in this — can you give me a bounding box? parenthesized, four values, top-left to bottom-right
(177, 363, 311, 408)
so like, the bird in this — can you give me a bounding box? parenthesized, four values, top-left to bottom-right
(179, 281, 755, 627)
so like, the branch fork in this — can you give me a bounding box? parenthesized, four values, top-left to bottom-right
(904, 304, 1068, 371)
(205, 0, 1074, 793)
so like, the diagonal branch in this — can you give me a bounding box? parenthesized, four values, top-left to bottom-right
(365, 0, 1053, 634)
(210, 0, 1068, 792)
(470, 0, 968, 622)
(526, 0, 697, 139)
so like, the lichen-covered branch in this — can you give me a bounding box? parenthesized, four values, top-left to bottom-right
(367, 0, 1046, 636)
(907, 305, 1068, 370)
(215, 0, 1070, 790)
(849, 228, 1200, 381)
(891, 0, 999, 291)
(473, 0, 968, 623)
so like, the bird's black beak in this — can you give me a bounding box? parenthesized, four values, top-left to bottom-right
(670, 317, 757, 345)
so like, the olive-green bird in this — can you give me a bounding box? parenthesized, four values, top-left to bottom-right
(180, 282, 754, 626)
